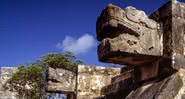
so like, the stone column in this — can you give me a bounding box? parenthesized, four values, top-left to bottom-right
(150, 1, 185, 69)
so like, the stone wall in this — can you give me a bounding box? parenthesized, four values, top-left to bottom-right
(46, 65, 121, 99)
(0, 65, 120, 99)
(77, 65, 120, 99)
(47, 67, 76, 92)
(0, 67, 17, 99)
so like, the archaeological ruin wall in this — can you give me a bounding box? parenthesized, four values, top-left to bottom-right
(46, 64, 120, 99)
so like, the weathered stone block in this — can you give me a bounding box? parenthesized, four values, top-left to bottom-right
(98, 33, 161, 65)
(47, 67, 76, 92)
(126, 69, 185, 99)
(133, 61, 159, 83)
(96, 1, 185, 99)
(101, 77, 133, 95)
(97, 4, 162, 65)
(77, 65, 120, 99)
(150, 1, 185, 69)
(111, 70, 132, 84)
(97, 4, 159, 41)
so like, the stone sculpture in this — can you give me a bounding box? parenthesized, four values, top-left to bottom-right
(96, 0, 185, 99)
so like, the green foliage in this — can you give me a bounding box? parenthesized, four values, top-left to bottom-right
(42, 52, 83, 72)
(3, 52, 82, 99)
(3, 65, 45, 99)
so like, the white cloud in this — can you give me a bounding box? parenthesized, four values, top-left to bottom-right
(56, 34, 97, 55)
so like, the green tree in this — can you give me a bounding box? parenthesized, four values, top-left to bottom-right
(3, 52, 82, 99)
(42, 52, 83, 95)
(3, 64, 45, 99)
(42, 52, 83, 73)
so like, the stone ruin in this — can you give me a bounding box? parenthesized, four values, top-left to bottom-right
(0, 65, 121, 99)
(0, 67, 17, 99)
(0, 65, 120, 99)
(46, 65, 120, 99)
(96, 0, 185, 99)
(2, 1, 185, 99)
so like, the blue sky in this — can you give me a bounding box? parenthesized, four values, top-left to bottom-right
(0, 0, 178, 66)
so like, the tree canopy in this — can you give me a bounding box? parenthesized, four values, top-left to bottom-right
(3, 52, 82, 99)
(42, 52, 83, 72)
(3, 64, 45, 99)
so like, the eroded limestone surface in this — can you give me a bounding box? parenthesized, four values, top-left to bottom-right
(77, 65, 120, 99)
(0, 67, 17, 99)
(46, 65, 120, 99)
(96, 1, 185, 99)
(126, 69, 185, 99)
(47, 67, 76, 92)
(97, 4, 162, 65)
